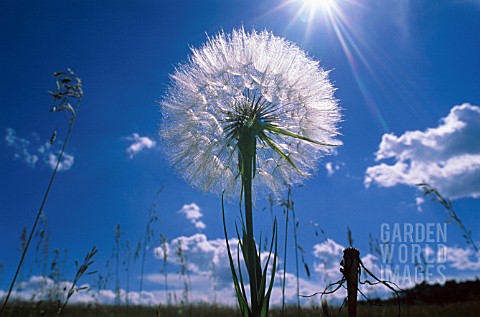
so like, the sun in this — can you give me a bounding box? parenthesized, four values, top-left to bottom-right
(275, 0, 390, 131)
(302, 0, 337, 13)
(290, 0, 342, 29)
(284, 0, 343, 41)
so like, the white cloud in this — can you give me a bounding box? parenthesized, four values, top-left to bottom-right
(325, 162, 335, 176)
(312, 239, 345, 284)
(365, 103, 480, 199)
(0, 275, 181, 307)
(194, 220, 206, 230)
(325, 162, 340, 176)
(310, 239, 422, 297)
(178, 203, 202, 221)
(47, 152, 74, 171)
(152, 233, 282, 299)
(5, 128, 39, 167)
(177, 203, 206, 230)
(4, 128, 74, 171)
(154, 233, 239, 290)
(441, 245, 480, 270)
(415, 196, 425, 212)
(7, 236, 479, 307)
(151, 233, 345, 305)
(125, 133, 156, 159)
(325, 161, 344, 177)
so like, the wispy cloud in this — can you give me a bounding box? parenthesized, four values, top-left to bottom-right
(325, 161, 343, 177)
(365, 103, 480, 199)
(125, 133, 156, 159)
(177, 203, 206, 230)
(5, 128, 39, 167)
(4, 128, 74, 172)
(47, 152, 74, 172)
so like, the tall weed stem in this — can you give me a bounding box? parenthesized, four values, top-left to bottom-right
(417, 183, 479, 252)
(0, 69, 82, 317)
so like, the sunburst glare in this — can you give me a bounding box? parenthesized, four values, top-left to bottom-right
(274, 0, 390, 131)
(287, 0, 342, 33)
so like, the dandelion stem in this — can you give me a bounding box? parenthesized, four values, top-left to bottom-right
(239, 127, 260, 316)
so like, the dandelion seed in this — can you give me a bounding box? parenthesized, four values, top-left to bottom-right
(160, 28, 342, 198)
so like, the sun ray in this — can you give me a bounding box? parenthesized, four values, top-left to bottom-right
(279, 0, 390, 131)
(325, 5, 389, 131)
(261, 0, 402, 131)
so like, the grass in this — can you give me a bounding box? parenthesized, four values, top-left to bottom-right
(2, 301, 480, 317)
(1, 302, 237, 317)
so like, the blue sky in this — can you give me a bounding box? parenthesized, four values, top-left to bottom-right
(1, 0, 479, 306)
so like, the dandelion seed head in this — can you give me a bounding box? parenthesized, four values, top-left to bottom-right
(160, 28, 341, 198)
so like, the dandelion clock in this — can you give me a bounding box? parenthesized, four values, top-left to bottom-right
(160, 28, 341, 198)
(159, 28, 341, 317)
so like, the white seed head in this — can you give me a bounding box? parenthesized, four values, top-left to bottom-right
(160, 28, 342, 199)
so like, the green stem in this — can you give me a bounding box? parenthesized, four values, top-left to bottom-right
(239, 129, 259, 316)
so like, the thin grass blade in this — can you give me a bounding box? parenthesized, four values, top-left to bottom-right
(222, 196, 251, 317)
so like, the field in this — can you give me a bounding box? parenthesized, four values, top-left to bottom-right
(3, 301, 480, 317)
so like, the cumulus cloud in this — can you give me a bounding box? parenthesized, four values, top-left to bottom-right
(312, 238, 345, 283)
(125, 133, 156, 159)
(7, 236, 479, 307)
(0, 275, 89, 303)
(311, 239, 424, 296)
(151, 232, 345, 305)
(0, 275, 176, 307)
(310, 239, 401, 300)
(441, 245, 480, 271)
(177, 203, 206, 230)
(365, 103, 480, 199)
(154, 233, 239, 290)
(4, 128, 74, 171)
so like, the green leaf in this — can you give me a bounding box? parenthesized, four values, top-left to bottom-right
(266, 125, 338, 146)
(259, 133, 305, 176)
(260, 219, 278, 317)
(234, 223, 249, 304)
(222, 195, 251, 317)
